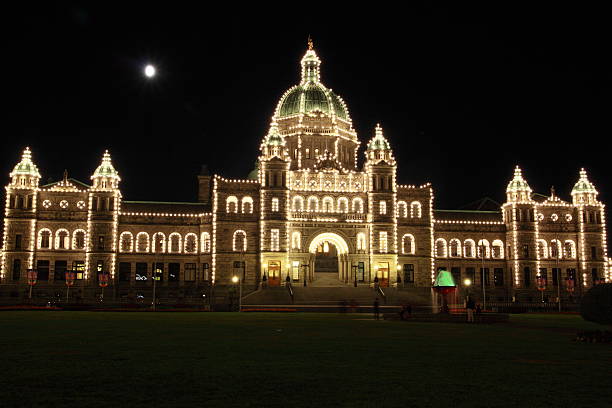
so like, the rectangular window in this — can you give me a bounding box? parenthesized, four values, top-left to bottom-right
(404, 264, 415, 283)
(358, 262, 365, 282)
(54, 260, 67, 281)
(591, 268, 599, 283)
(522, 245, 529, 259)
(233, 261, 246, 280)
(37, 260, 49, 281)
(184, 263, 196, 282)
(466, 267, 476, 284)
(591, 246, 597, 259)
(15, 234, 22, 250)
(379, 231, 388, 253)
(119, 262, 131, 282)
(12, 259, 21, 281)
(495, 268, 504, 285)
(135, 263, 148, 282)
(524, 267, 531, 288)
(98, 235, 105, 251)
(168, 263, 180, 282)
(305, 148, 310, 159)
(379, 201, 386, 215)
(202, 263, 210, 281)
(539, 268, 548, 284)
(480, 268, 490, 287)
(73, 261, 85, 280)
(552, 268, 560, 286)
(271, 229, 280, 251)
(96, 260, 104, 281)
(567, 268, 576, 282)
(292, 261, 300, 281)
(450, 267, 460, 286)
(153, 263, 164, 281)
(272, 198, 279, 212)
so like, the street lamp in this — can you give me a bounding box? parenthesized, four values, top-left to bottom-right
(232, 275, 242, 312)
(98, 272, 109, 302)
(464, 278, 472, 302)
(27, 269, 37, 300)
(65, 271, 76, 302)
(301, 264, 309, 287)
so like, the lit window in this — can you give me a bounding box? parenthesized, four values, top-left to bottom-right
(272, 198, 279, 212)
(271, 229, 280, 251)
(379, 201, 387, 215)
(379, 231, 388, 253)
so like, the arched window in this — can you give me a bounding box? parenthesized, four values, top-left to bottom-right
(492, 240, 504, 259)
(435, 238, 447, 258)
(184, 233, 198, 254)
(449, 239, 462, 257)
(241, 196, 253, 214)
(55, 229, 70, 250)
(322, 196, 334, 213)
(233, 230, 247, 252)
(226, 196, 238, 213)
(201, 232, 211, 253)
(168, 232, 182, 253)
(136, 232, 150, 253)
(537, 239, 548, 259)
(397, 201, 408, 218)
(550, 239, 562, 259)
(72, 229, 86, 250)
(352, 197, 364, 213)
(402, 234, 415, 255)
(307, 196, 319, 212)
(464, 239, 476, 258)
(152, 232, 166, 253)
(357, 233, 366, 251)
(271, 198, 280, 212)
(379, 200, 387, 215)
(119, 232, 134, 252)
(477, 239, 491, 258)
(292, 196, 304, 212)
(291, 231, 301, 250)
(38, 228, 52, 249)
(337, 197, 348, 213)
(564, 240, 576, 259)
(410, 201, 422, 218)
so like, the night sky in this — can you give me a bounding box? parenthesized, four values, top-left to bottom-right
(4, 4, 610, 209)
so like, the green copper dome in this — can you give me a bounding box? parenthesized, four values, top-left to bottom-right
(506, 166, 531, 193)
(367, 124, 391, 150)
(571, 169, 597, 195)
(10, 147, 41, 179)
(277, 84, 348, 119)
(274, 46, 350, 120)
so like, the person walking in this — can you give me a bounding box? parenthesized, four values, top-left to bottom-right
(466, 296, 475, 323)
(373, 297, 380, 320)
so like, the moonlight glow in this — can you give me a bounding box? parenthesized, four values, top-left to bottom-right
(144, 64, 156, 78)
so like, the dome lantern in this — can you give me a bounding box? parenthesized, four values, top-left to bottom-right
(365, 124, 395, 164)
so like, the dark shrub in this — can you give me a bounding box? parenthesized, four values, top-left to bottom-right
(580, 283, 612, 325)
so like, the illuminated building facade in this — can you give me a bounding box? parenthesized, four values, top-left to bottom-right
(1, 43, 609, 302)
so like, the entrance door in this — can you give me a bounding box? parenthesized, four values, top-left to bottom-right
(268, 261, 281, 287)
(377, 262, 389, 287)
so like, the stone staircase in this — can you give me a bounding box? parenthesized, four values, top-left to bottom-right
(242, 285, 432, 307)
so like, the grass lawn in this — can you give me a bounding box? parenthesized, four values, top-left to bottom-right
(1, 312, 611, 408)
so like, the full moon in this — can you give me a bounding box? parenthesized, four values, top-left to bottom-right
(144, 64, 156, 78)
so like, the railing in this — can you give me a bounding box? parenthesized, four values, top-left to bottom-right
(290, 212, 367, 222)
(376, 285, 386, 303)
(286, 282, 294, 304)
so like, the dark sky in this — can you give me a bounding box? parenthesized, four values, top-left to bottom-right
(4, 4, 610, 209)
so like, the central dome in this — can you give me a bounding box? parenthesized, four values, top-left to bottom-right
(273, 43, 351, 121)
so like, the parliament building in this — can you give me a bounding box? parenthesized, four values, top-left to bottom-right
(1, 43, 609, 303)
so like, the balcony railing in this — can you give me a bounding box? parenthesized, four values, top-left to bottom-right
(290, 211, 367, 222)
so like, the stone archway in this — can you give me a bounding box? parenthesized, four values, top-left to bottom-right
(307, 232, 350, 286)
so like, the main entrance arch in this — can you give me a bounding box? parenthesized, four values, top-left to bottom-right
(307, 232, 350, 286)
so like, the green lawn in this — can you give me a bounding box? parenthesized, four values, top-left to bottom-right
(1, 312, 611, 408)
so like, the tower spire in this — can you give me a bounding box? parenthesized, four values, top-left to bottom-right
(308, 35, 314, 50)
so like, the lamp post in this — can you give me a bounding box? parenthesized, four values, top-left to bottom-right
(479, 241, 487, 311)
(301, 264, 309, 287)
(232, 275, 242, 312)
(463, 278, 472, 302)
(396, 264, 402, 289)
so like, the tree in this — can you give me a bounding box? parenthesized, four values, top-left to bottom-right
(580, 283, 612, 326)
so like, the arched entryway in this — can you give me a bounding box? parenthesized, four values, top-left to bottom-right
(307, 232, 350, 286)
